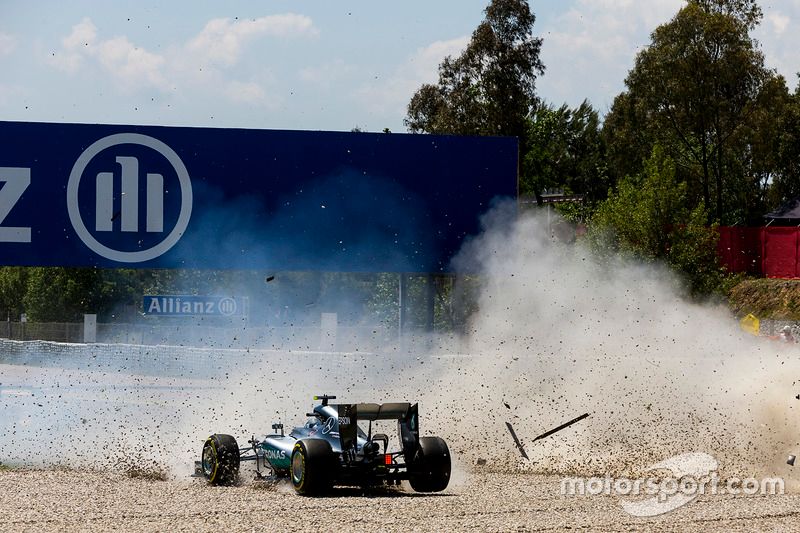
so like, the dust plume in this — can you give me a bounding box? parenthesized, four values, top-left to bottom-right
(415, 202, 800, 482)
(3, 202, 799, 489)
(168, 202, 800, 483)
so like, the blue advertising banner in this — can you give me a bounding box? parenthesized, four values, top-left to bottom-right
(0, 121, 517, 271)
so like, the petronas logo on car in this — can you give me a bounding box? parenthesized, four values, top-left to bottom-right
(264, 449, 286, 460)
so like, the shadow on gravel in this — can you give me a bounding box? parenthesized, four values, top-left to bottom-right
(199, 474, 456, 498)
(317, 486, 455, 499)
(241, 478, 454, 498)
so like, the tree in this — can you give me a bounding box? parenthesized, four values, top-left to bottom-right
(602, 91, 655, 192)
(603, 0, 775, 224)
(0, 267, 28, 320)
(768, 79, 800, 207)
(523, 100, 608, 213)
(591, 147, 723, 296)
(22, 267, 102, 322)
(405, 0, 544, 143)
(732, 74, 792, 218)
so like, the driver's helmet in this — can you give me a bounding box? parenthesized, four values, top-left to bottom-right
(784, 326, 793, 334)
(304, 417, 319, 429)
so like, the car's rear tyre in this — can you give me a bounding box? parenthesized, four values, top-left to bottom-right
(409, 436, 451, 492)
(291, 439, 335, 495)
(201, 434, 240, 486)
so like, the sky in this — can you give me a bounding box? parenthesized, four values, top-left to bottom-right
(0, 0, 798, 133)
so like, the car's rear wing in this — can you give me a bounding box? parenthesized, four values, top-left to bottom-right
(337, 402, 419, 459)
(351, 402, 411, 421)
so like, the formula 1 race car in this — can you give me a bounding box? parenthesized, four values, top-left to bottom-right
(196, 395, 451, 495)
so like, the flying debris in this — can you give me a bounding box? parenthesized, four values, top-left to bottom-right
(505, 422, 529, 460)
(532, 413, 591, 442)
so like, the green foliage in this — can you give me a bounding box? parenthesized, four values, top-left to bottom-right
(522, 100, 608, 211)
(0, 267, 28, 320)
(22, 268, 102, 322)
(767, 81, 800, 207)
(603, 0, 777, 224)
(591, 147, 725, 296)
(592, 148, 680, 259)
(602, 92, 654, 194)
(693, 0, 763, 28)
(668, 207, 725, 296)
(405, 0, 544, 140)
(735, 75, 792, 218)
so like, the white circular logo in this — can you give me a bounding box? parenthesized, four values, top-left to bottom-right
(218, 297, 237, 316)
(67, 133, 193, 263)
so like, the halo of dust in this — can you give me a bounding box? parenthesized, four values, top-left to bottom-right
(2, 206, 800, 530)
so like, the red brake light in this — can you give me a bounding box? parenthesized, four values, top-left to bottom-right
(384, 454, 392, 465)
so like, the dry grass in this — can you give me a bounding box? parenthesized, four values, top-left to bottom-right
(728, 278, 800, 319)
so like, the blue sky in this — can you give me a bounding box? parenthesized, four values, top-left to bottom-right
(0, 1, 797, 132)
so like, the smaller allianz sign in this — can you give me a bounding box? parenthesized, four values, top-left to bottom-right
(143, 295, 247, 317)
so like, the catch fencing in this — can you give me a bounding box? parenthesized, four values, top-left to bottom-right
(0, 321, 397, 353)
(0, 338, 381, 380)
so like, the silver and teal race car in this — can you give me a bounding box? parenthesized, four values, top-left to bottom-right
(196, 395, 451, 495)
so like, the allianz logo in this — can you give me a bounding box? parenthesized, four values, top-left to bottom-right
(146, 296, 238, 316)
(0, 132, 191, 258)
(95, 156, 166, 234)
(66, 133, 193, 263)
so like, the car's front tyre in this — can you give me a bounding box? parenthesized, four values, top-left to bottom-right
(201, 434, 240, 486)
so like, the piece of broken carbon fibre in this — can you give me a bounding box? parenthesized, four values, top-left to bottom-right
(505, 422, 529, 460)
(506, 413, 592, 460)
(532, 413, 590, 442)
